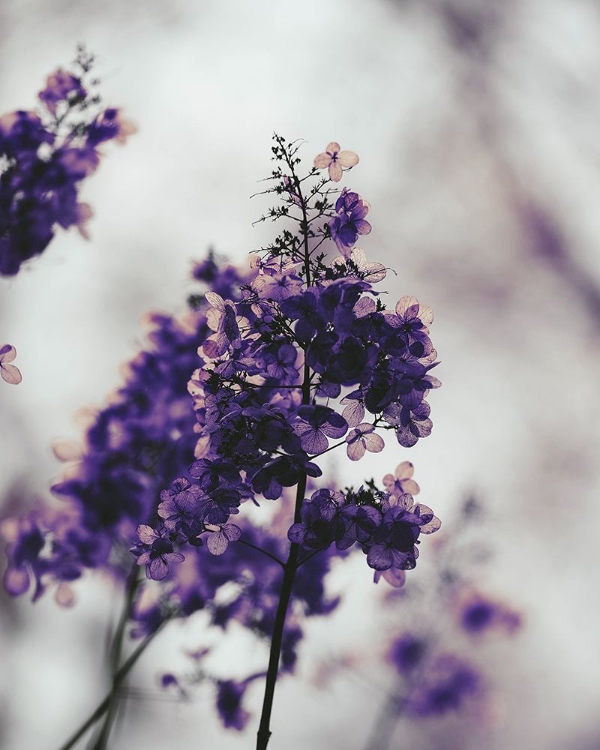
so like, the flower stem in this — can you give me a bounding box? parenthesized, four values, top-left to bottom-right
(363, 689, 404, 750)
(86, 567, 141, 750)
(57, 622, 166, 750)
(255, 471, 306, 750)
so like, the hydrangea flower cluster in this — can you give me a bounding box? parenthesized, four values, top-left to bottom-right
(2, 134, 442, 750)
(0, 46, 135, 276)
(1, 252, 344, 744)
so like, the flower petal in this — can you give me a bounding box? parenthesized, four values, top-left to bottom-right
(314, 152, 332, 168)
(329, 161, 343, 182)
(337, 150, 359, 168)
(1, 363, 22, 384)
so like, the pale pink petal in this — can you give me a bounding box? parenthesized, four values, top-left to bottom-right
(396, 461, 414, 480)
(337, 150, 359, 168)
(1, 363, 22, 384)
(325, 142, 341, 155)
(364, 433, 384, 453)
(328, 160, 343, 182)
(137, 524, 158, 544)
(55, 583, 75, 607)
(204, 292, 225, 311)
(346, 439, 366, 461)
(314, 152, 332, 169)
(395, 295, 419, 316)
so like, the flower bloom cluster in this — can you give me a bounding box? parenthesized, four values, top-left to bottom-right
(0, 48, 135, 276)
(133, 135, 441, 588)
(1, 254, 342, 715)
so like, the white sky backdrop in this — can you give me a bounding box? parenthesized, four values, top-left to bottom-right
(1, 1, 600, 748)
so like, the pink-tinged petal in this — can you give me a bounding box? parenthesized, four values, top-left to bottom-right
(341, 399, 365, 428)
(206, 308, 223, 332)
(364, 433, 384, 453)
(419, 304, 434, 325)
(1, 363, 22, 384)
(328, 161, 343, 182)
(337, 150, 359, 168)
(207, 531, 229, 556)
(148, 557, 168, 580)
(346, 439, 366, 461)
(0, 344, 16, 362)
(420, 516, 441, 534)
(204, 292, 225, 311)
(51, 440, 83, 462)
(382, 473, 395, 489)
(395, 296, 418, 316)
(396, 461, 414, 480)
(325, 142, 341, 155)
(314, 152, 332, 169)
(55, 583, 75, 607)
(4, 566, 30, 596)
(397, 493, 414, 510)
(362, 263, 386, 283)
(137, 524, 158, 544)
(355, 219, 372, 235)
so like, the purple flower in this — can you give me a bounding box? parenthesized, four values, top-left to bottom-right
(389, 633, 428, 675)
(345, 422, 384, 461)
(132, 525, 184, 581)
(215, 680, 250, 730)
(328, 188, 372, 254)
(38, 69, 86, 115)
(292, 405, 348, 454)
(456, 589, 522, 636)
(407, 655, 482, 717)
(206, 523, 242, 555)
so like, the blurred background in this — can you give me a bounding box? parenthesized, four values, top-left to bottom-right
(1, 0, 600, 748)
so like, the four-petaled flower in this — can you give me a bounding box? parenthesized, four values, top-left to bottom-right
(0, 345, 22, 384)
(383, 461, 420, 497)
(132, 525, 184, 580)
(313, 142, 359, 182)
(345, 422, 384, 461)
